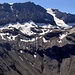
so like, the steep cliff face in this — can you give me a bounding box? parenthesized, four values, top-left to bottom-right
(0, 2, 56, 25)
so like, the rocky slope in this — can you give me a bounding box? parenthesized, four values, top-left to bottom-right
(0, 2, 75, 75)
(0, 21, 75, 75)
(51, 8, 75, 24)
(0, 2, 56, 25)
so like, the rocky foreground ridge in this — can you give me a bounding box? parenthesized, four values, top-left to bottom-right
(0, 21, 75, 75)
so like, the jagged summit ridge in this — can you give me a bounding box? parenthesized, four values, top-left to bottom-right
(0, 2, 75, 27)
(0, 2, 56, 25)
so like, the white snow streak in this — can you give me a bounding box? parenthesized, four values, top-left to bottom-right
(43, 38, 47, 43)
(47, 8, 69, 27)
(59, 33, 67, 40)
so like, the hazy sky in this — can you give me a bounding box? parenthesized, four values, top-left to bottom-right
(0, 0, 75, 14)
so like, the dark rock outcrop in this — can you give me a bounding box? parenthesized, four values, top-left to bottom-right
(0, 2, 56, 25)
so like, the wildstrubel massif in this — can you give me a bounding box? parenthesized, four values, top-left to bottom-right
(0, 2, 75, 75)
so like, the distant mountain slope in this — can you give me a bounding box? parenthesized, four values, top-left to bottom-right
(0, 2, 75, 27)
(0, 2, 56, 25)
(51, 8, 75, 24)
(47, 8, 68, 27)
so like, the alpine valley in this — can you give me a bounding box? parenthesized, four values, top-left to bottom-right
(0, 2, 75, 75)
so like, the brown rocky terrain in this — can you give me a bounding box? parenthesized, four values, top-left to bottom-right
(0, 23, 75, 75)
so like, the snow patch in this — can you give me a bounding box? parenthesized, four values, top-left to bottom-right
(20, 50, 23, 53)
(0, 21, 37, 36)
(29, 62, 34, 67)
(20, 39, 29, 42)
(57, 40, 62, 43)
(59, 33, 67, 40)
(26, 47, 29, 49)
(40, 29, 50, 35)
(47, 8, 69, 27)
(12, 35, 17, 40)
(0, 32, 17, 41)
(21, 37, 38, 42)
(43, 38, 47, 43)
(19, 56, 23, 61)
(34, 54, 36, 58)
(10, 5, 13, 11)
(0, 21, 54, 37)
(0, 33, 6, 40)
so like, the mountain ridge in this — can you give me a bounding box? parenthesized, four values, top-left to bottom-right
(0, 2, 75, 27)
(0, 2, 56, 25)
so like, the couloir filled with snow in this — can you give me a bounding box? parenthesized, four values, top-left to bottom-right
(47, 8, 69, 27)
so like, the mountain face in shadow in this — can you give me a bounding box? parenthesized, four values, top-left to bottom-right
(44, 44, 75, 63)
(0, 2, 56, 25)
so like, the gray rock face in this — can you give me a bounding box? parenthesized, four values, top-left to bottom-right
(0, 2, 56, 25)
(0, 22, 75, 75)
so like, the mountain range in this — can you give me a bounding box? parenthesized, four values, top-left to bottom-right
(0, 2, 75, 75)
(0, 2, 75, 26)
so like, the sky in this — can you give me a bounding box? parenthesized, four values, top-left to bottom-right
(0, 0, 75, 14)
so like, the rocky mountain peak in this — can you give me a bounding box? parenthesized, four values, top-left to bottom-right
(0, 2, 56, 26)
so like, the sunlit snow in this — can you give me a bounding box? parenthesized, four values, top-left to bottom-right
(59, 33, 67, 40)
(47, 8, 69, 27)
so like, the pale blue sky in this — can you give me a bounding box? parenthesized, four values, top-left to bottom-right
(0, 0, 75, 14)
